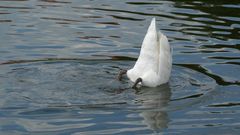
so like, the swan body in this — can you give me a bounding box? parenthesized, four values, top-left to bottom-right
(127, 18, 172, 87)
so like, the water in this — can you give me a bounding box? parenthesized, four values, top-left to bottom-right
(0, 0, 239, 134)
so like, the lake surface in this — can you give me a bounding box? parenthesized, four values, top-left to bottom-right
(0, 0, 240, 134)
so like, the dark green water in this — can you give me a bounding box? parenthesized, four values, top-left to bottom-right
(0, 0, 239, 134)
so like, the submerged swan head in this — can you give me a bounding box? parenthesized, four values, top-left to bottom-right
(126, 18, 172, 87)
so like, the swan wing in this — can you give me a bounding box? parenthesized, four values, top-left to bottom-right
(158, 31, 172, 83)
(132, 18, 159, 78)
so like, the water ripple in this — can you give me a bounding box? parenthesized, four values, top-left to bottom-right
(0, 0, 240, 134)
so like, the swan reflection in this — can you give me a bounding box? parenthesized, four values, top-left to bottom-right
(135, 84, 171, 131)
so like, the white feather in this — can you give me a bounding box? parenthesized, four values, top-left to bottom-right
(127, 18, 172, 87)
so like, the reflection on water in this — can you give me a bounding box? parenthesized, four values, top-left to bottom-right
(137, 84, 171, 131)
(0, 0, 240, 134)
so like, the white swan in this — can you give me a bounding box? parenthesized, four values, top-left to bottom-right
(118, 18, 172, 88)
